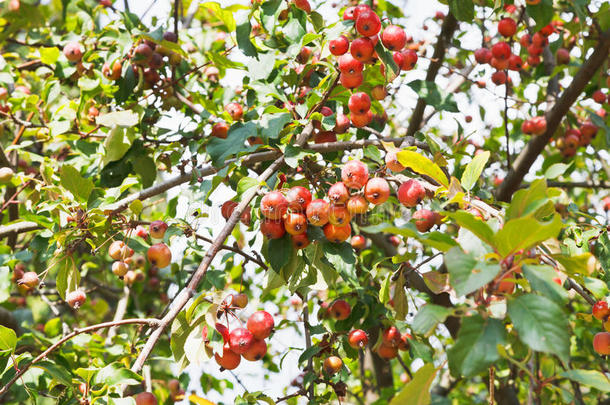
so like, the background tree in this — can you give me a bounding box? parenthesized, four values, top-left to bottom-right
(0, 0, 609, 404)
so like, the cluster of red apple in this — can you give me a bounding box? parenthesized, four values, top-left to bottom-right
(474, 15, 560, 85)
(325, 4, 417, 128)
(209, 296, 275, 371)
(346, 325, 410, 360)
(108, 221, 172, 288)
(9, 263, 88, 309)
(253, 158, 440, 248)
(555, 122, 599, 158)
(592, 300, 610, 355)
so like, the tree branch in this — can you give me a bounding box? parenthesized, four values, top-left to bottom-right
(404, 13, 458, 140)
(496, 29, 610, 202)
(193, 232, 268, 270)
(0, 318, 159, 397)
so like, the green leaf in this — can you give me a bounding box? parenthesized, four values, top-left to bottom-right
(103, 127, 134, 165)
(505, 179, 548, 220)
(461, 151, 489, 191)
(0, 325, 17, 356)
(406, 80, 458, 113)
(235, 18, 258, 57)
(260, 113, 291, 139)
(131, 154, 156, 188)
(445, 247, 500, 297)
(526, 0, 555, 31)
(494, 213, 562, 257)
(236, 177, 259, 198)
(447, 314, 506, 377)
(361, 223, 457, 252)
(379, 272, 391, 304)
(374, 41, 399, 81)
(93, 363, 142, 387)
(35, 360, 73, 386)
(507, 294, 570, 362)
(129, 199, 143, 216)
(443, 211, 495, 248)
(411, 304, 453, 336)
(522, 264, 567, 304)
(207, 122, 257, 167)
(298, 345, 322, 364)
(268, 235, 292, 271)
(0, 267, 10, 303)
(200, 2, 239, 31)
(561, 369, 610, 392)
(393, 272, 408, 320)
(60, 165, 93, 202)
(389, 363, 439, 405)
(449, 0, 474, 21)
(396, 150, 449, 188)
(40, 47, 60, 65)
(55, 257, 80, 300)
(96, 110, 139, 127)
(544, 163, 571, 179)
(43, 317, 62, 337)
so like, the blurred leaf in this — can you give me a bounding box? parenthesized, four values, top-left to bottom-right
(396, 150, 449, 188)
(447, 314, 505, 377)
(407, 80, 458, 113)
(412, 304, 453, 336)
(93, 363, 142, 387)
(389, 363, 439, 405)
(60, 165, 93, 202)
(561, 369, 610, 392)
(96, 110, 139, 128)
(0, 325, 17, 355)
(449, 0, 474, 21)
(507, 294, 569, 363)
(446, 247, 500, 296)
(461, 151, 489, 191)
(494, 214, 562, 257)
(0, 267, 10, 303)
(522, 264, 567, 304)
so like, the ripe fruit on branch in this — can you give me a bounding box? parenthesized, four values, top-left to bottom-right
(398, 333, 411, 351)
(364, 177, 390, 205)
(329, 35, 349, 56)
(328, 182, 350, 204)
(108, 240, 133, 260)
(147, 243, 172, 268)
(508, 54, 523, 71)
(343, 6, 355, 20)
(261, 219, 285, 239)
(377, 343, 398, 359)
(233, 293, 248, 308)
(334, 113, 350, 133)
(338, 54, 364, 75)
(498, 18, 517, 37)
(350, 37, 374, 62)
(225, 102, 244, 120)
(293, 0, 311, 13)
(329, 299, 351, 320)
(0, 166, 13, 183)
(400, 50, 417, 70)
(350, 110, 373, 128)
(371, 85, 387, 100)
(135, 392, 158, 405)
(323, 356, 343, 375)
(306, 199, 330, 226)
(261, 191, 288, 220)
(593, 332, 610, 355)
(323, 223, 351, 243)
(133, 43, 153, 65)
(242, 339, 267, 361)
(474, 48, 492, 64)
(112, 261, 129, 277)
(247, 310, 275, 339)
(347, 195, 368, 215)
(355, 10, 381, 37)
(556, 48, 570, 65)
(286, 186, 312, 212)
(229, 327, 254, 354)
(19, 272, 40, 289)
(491, 42, 511, 60)
(329, 205, 351, 226)
(398, 179, 425, 207)
(348, 93, 371, 116)
(385, 151, 405, 172)
(292, 233, 310, 249)
(168, 379, 180, 395)
(63, 41, 83, 63)
(382, 326, 400, 346)
(412, 209, 439, 232)
(353, 4, 371, 20)
(211, 122, 229, 138)
(351, 235, 366, 250)
(491, 71, 506, 85)
(339, 72, 363, 89)
(284, 212, 308, 235)
(592, 300, 609, 320)
(215, 343, 241, 370)
(348, 329, 369, 348)
(149, 220, 168, 239)
(342, 159, 369, 189)
(592, 90, 606, 104)
(381, 25, 407, 51)
(66, 290, 87, 309)
(490, 57, 509, 71)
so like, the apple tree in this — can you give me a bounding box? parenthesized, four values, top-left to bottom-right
(0, 0, 609, 404)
